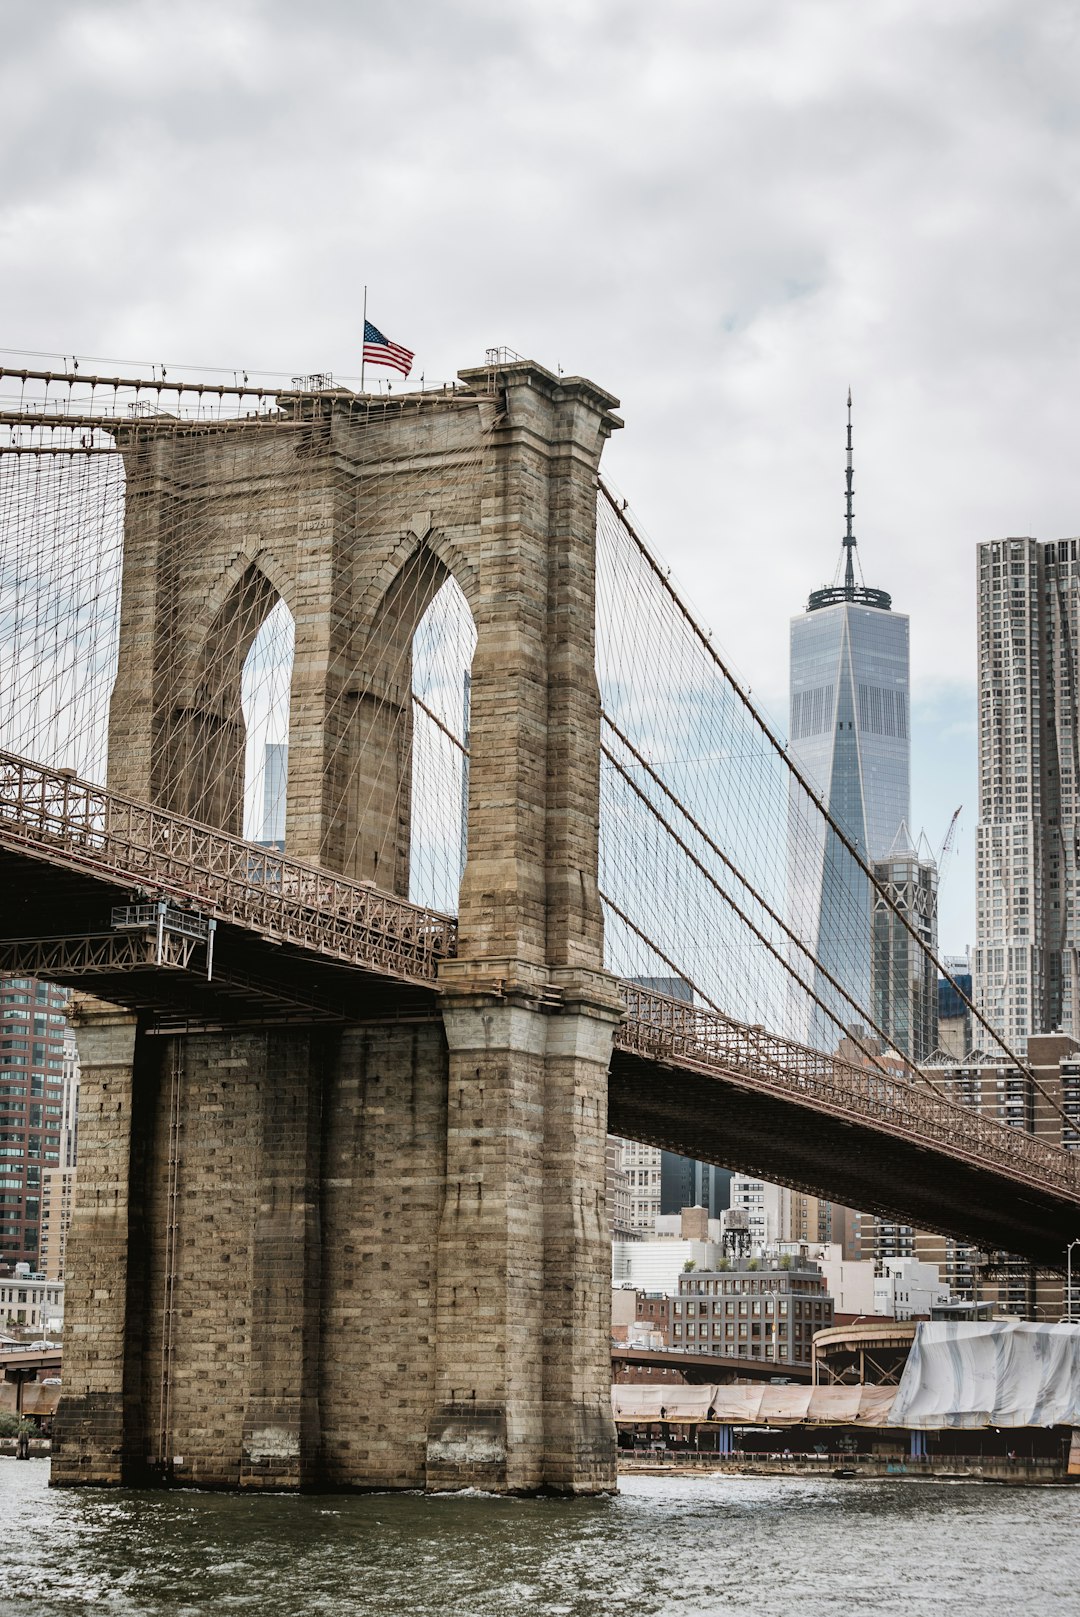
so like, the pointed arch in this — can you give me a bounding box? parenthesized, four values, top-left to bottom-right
(241, 597, 295, 845)
(354, 519, 482, 646)
(182, 545, 295, 680)
(160, 561, 287, 835)
(408, 572, 477, 914)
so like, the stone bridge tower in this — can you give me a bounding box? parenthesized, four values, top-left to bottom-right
(52, 360, 624, 1494)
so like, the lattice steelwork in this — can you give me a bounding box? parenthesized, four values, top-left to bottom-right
(1, 358, 1075, 1192)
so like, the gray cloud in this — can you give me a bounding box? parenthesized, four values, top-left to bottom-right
(3, 0, 1079, 947)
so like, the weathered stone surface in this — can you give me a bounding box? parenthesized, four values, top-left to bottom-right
(51, 1000, 149, 1486)
(58, 361, 622, 1493)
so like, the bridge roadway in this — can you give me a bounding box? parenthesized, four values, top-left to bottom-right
(2, 749, 1078, 1269)
(611, 1346, 811, 1385)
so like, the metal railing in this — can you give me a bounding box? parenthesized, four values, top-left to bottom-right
(2, 749, 1080, 1198)
(616, 982, 1080, 1195)
(0, 750, 457, 985)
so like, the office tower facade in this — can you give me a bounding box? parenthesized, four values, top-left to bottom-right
(783, 399, 933, 1267)
(871, 834, 938, 1062)
(0, 975, 71, 1267)
(788, 397, 913, 1047)
(659, 1152, 731, 1220)
(261, 740, 288, 848)
(938, 956, 974, 1060)
(974, 536, 1080, 1044)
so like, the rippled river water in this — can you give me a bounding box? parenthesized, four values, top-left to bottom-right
(1, 1460, 1078, 1617)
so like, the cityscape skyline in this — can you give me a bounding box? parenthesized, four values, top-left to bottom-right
(4, 7, 1079, 965)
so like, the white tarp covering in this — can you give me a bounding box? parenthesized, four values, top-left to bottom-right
(888, 1320, 1080, 1430)
(611, 1383, 900, 1427)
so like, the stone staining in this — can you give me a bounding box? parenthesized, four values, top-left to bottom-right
(52, 361, 624, 1494)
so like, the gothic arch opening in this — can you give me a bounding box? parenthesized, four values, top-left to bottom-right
(408, 573, 477, 914)
(241, 597, 295, 846)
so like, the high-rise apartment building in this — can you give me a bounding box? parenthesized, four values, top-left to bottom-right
(788, 397, 916, 1047)
(605, 1139, 634, 1242)
(729, 1175, 789, 1248)
(974, 536, 1080, 1044)
(616, 1139, 663, 1234)
(39, 1166, 77, 1281)
(60, 1029, 79, 1168)
(0, 975, 71, 1267)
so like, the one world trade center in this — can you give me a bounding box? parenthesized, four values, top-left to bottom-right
(787, 396, 910, 1049)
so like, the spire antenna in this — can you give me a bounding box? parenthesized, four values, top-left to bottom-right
(806, 387, 891, 613)
(844, 387, 856, 594)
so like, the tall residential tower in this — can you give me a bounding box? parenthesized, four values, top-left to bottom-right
(974, 536, 1080, 1043)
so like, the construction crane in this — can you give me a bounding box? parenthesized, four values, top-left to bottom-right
(936, 805, 962, 888)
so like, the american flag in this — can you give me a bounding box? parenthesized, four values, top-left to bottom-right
(363, 319, 414, 377)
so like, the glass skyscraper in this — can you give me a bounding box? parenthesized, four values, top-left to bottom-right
(787, 398, 928, 1054)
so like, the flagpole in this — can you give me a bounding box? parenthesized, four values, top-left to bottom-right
(361, 284, 367, 393)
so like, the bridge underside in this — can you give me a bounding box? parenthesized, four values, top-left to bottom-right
(609, 1050, 1077, 1271)
(3, 843, 1076, 1270)
(0, 844, 436, 1026)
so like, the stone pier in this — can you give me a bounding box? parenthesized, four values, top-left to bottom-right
(52, 359, 623, 1492)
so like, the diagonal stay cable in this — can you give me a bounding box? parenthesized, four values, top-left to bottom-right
(600, 713, 942, 1087)
(597, 476, 1077, 1132)
(600, 738, 894, 1080)
(599, 889, 813, 1090)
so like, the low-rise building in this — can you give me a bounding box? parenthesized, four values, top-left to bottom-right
(612, 1206, 725, 1294)
(872, 1258, 949, 1320)
(611, 1286, 672, 1349)
(670, 1255, 834, 1367)
(0, 1264, 63, 1333)
(801, 1243, 877, 1315)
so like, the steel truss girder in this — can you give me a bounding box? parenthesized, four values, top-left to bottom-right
(0, 930, 198, 976)
(0, 748, 456, 985)
(616, 982, 1080, 1200)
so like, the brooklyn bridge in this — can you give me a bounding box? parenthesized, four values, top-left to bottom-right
(0, 355, 1076, 1494)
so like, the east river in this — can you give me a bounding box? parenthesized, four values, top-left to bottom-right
(1, 1460, 1078, 1616)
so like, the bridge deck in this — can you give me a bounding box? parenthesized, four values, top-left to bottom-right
(2, 750, 1078, 1265)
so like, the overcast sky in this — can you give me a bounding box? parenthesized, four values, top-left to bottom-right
(3, 0, 1079, 951)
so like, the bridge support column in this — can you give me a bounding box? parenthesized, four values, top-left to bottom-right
(51, 1003, 150, 1486)
(238, 1033, 325, 1489)
(541, 977, 621, 1492)
(427, 979, 618, 1494)
(423, 362, 623, 1494)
